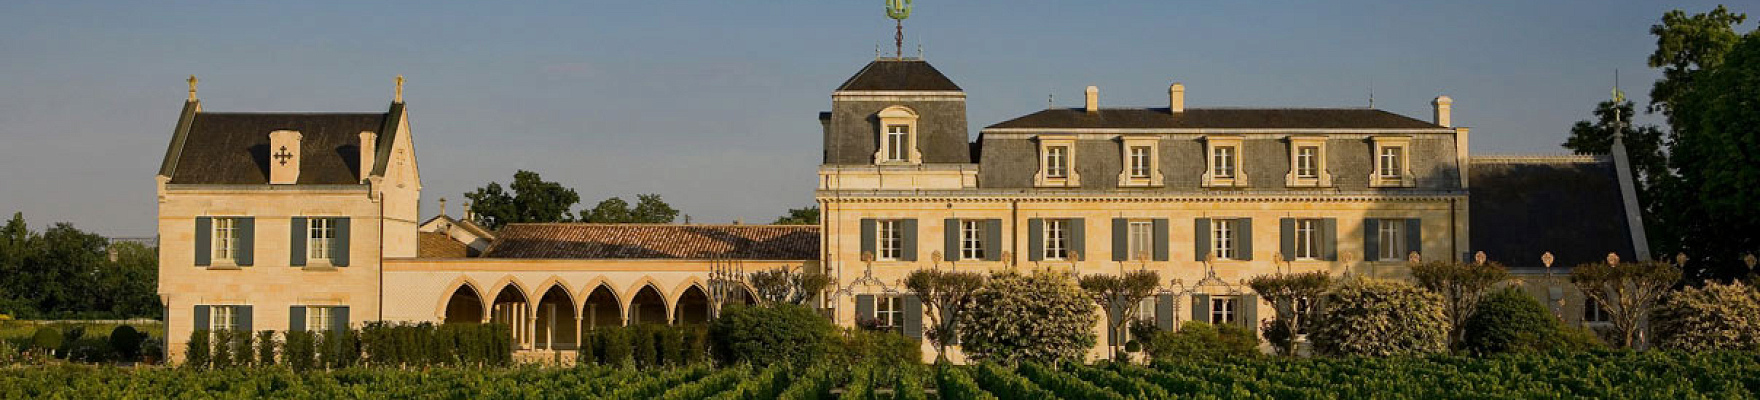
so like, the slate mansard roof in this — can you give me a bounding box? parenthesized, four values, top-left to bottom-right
(986, 107, 1445, 130)
(836, 59, 962, 92)
(1468, 155, 1638, 270)
(158, 101, 404, 185)
(484, 224, 820, 260)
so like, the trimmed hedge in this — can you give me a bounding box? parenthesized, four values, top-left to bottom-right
(578, 324, 709, 368)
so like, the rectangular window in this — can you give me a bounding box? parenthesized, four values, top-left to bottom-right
(307, 306, 333, 332)
(1294, 297, 1313, 334)
(1295, 219, 1320, 260)
(212, 218, 238, 262)
(1213, 146, 1236, 179)
(1584, 299, 1611, 323)
(878, 220, 902, 261)
(1125, 297, 1158, 344)
(308, 218, 334, 260)
(1044, 219, 1068, 260)
(1212, 219, 1237, 260)
(1126, 221, 1153, 261)
(1379, 147, 1404, 179)
(1046, 146, 1069, 178)
(960, 220, 985, 261)
(885, 125, 909, 161)
(1295, 146, 1319, 178)
(1210, 297, 1236, 325)
(875, 296, 902, 329)
(1128, 146, 1152, 178)
(211, 306, 237, 331)
(1378, 220, 1403, 261)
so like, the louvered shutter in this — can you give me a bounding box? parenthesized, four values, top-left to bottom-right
(236, 218, 255, 266)
(1237, 218, 1253, 261)
(290, 217, 307, 267)
(984, 219, 1003, 261)
(902, 296, 922, 339)
(195, 217, 212, 266)
(1194, 218, 1210, 261)
(900, 219, 918, 262)
(860, 219, 876, 258)
(1112, 218, 1129, 261)
(1321, 218, 1338, 261)
(1027, 219, 1043, 261)
(1279, 218, 1296, 261)
(1404, 218, 1422, 259)
(1069, 218, 1086, 261)
(290, 306, 306, 332)
(944, 218, 961, 262)
(332, 307, 350, 332)
(1155, 294, 1175, 331)
(1152, 219, 1169, 261)
(1364, 219, 1381, 261)
(855, 295, 875, 324)
(1192, 294, 1210, 324)
(332, 218, 350, 266)
(194, 305, 211, 331)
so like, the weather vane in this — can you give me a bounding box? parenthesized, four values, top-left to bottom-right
(886, 0, 912, 58)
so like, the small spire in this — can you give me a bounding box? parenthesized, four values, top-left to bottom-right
(394, 75, 405, 103)
(438, 197, 447, 216)
(917, 43, 923, 59)
(187, 75, 199, 101)
(1048, 93, 1054, 109)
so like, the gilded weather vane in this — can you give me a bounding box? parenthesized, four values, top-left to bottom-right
(886, 0, 912, 58)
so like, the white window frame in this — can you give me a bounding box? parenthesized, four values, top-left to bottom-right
(210, 306, 238, 331)
(1212, 219, 1237, 260)
(1117, 136, 1164, 187)
(1129, 146, 1151, 178)
(1286, 136, 1333, 187)
(1369, 136, 1414, 187)
(1295, 219, 1320, 260)
(1127, 220, 1153, 261)
(1295, 147, 1318, 178)
(1210, 297, 1236, 325)
(960, 220, 985, 261)
(1043, 219, 1068, 261)
(1035, 136, 1080, 187)
(885, 125, 910, 162)
(877, 220, 903, 261)
(308, 218, 334, 261)
(1202, 136, 1246, 187)
(873, 106, 921, 165)
(212, 218, 238, 264)
(875, 296, 902, 329)
(1046, 146, 1069, 178)
(1378, 220, 1404, 261)
(307, 306, 334, 332)
(1379, 147, 1404, 179)
(1584, 299, 1611, 324)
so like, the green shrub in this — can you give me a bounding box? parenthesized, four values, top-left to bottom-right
(710, 303, 836, 367)
(108, 326, 144, 362)
(209, 330, 233, 368)
(31, 327, 62, 354)
(936, 365, 998, 400)
(633, 324, 659, 367)
(658, 324, 685, 365)
(230, 330, 255, 366)
(282, 330, 316, 370)
(1311, 277, 1449, 356)
(958, 270, 1097, 364)
(318, 329, 360, 368)
(1145, 321, 1260, 361)
(1654, 281, 1760, 352)
(255, 331, 277, 365)
(829, 327, 921, 367)
(58, 326, 85, 357)
(184, 329, 210, 368)
(1461, 287, 1602, 354)
(599, 327, 634, 366)
(140, 337, 164, 364)
(681, 326, 709, 365)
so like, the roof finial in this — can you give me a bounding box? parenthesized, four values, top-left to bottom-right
(1048, 93, 1054, 109)
(917, 43, 923, 59)
(886, 0, 912, 59)
(187, 75, 199, 101)
(438, 197, 447, 216)
(394, 75, 405, 103)
(1612, 69, 1626, 144)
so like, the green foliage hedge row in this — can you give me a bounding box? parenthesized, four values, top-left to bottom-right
(577, 324, 709, 368)
(185, 323, 511, 370)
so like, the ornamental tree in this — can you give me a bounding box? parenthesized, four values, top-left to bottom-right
(1246, 271, 1332, 356)
(1077, 270, 1161, 361)
(902, 268, 985, 363)
(1410, 260, 1509, 348)
(747, 266, 831, 306)
(958, 270, 1097, 364)
(1310, 277, 1449, 357)
(1570, 260, 1681, 348)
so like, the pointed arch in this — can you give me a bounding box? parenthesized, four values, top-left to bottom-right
(669, 276, 707, 308)
(577, 276, 620, 312)
(434, 275, 488, 321)
(581, 282, 624, 330)
(534, 280, 579, 350)
(626, 280, 669, 325)
(674, 284, 712, 325)
(531, 276, 578, 307)
(439, 278, 488, 324)
(623, 276, 670, 316)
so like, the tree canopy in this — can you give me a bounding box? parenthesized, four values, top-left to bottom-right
(772, 206, 820, 225)
(0, 212, 160, 319)
(465, 170, 683, 228)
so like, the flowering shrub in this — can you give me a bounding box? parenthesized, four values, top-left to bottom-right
(1310, 277, 1448, 356)
(1654, 281, 1760, 352)
(957, 270, 1096, 364)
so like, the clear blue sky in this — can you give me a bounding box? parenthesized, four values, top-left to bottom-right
(0, 1, 1747, 236)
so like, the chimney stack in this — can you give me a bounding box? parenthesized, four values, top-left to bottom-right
(359, 131, 378, 181)
(1084, 86, 1099, 112)
(1169, 83, 1186, 113)
(1432, 95, 1453, 127)
(268, 130, 302, 185)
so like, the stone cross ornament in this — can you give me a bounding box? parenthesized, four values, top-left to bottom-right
(273, 146, 294, 166)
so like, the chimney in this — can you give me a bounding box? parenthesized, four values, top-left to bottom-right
(1169, 83, 1186, 113)
(1084, 86, 1099, 112)
(359, 131, 378, 181)
(268, 130, 302, 184)
(1432, 95, 1453, 127)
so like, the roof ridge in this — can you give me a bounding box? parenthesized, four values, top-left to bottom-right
(197, 111, 389, 115)
(504, 222, 814, 228)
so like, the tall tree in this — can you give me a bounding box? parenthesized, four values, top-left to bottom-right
(463, 170, 581, 229)
(903, 269, 986, 363)
(0, 213, 160, 319)
(629, 194, 679, 224)
(772, 206, 820, 225)
(746, 266, 831, 306)
(1658, 21, 1760, 281)
(1646, 6, 1747, 120)
(580, 197, 633, 223)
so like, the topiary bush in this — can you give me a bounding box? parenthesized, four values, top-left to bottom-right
(108, 325, 144, 362)
(31, 327, 62, 355)
(184, 330, 209, 368)
(282, 330, 316, 370)
(255, 331, 277, 365)
(1310, 277, 1449, 357)
(1654, 281, 1760, 352)
(1145, 321, 1259, 361)
(1461, 287, 1603, 354)
(710, 303, 836, 367)
(958, 270, 1097, 364)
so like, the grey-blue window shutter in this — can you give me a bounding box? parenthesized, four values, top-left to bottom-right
(1194, 218, 1211, 261)
(194, 305, 210, 331)
(1364, 219, 1381, 261)
(195, 217, 212, 266)
(984, 219, 1002, 261)
(332, 306, 350, 332)
(902, 295, 922, 339)
(1192, 294, 1210, 323)
(1239, 295, 1258, 335)
(333, 218, 350, 266)
(1028, 219, 1044, 261)
(1279, 218, 1296, 261)
(1322, 218, 1339, 261)
(1152, 219, 1169, 261)
(290, 306, 306, 332)
(1156, 293, 1176, 331)
(855, 295, 875, 323)
(237, 305, 253, 333)
(1111, 218, 1129, 261)
(900, 219, 918, 261)
(290, 217, 307, 267)
(860, 219, 876, 258)
(1237, 218, 1253, 261)
(1404, 218, 1422, 258)
(944, 218, 961, 261)
(236, 218, 255, 266)
(1108, 296, 1125, 344)
(1069, 218, 1086, 261)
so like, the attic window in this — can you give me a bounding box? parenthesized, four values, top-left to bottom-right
(873, 106, 921, 165)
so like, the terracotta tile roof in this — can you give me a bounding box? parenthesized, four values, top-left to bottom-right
(418, 232, 471, 258)
(485, 224, 819, 260)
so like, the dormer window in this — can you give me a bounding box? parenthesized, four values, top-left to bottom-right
(1117, 136, 1164, 187)
(1369, 136, 1415, 187)
(1201, 136, 1246, 187)
(873, 106, 921, 164)
(1296, 147, 1318, 177)
(1034, 135, 1081, 187)
(1129, 147, 1150, 178)
(1285, 136, 1332, 187)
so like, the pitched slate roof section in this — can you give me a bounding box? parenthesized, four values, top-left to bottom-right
(485, 224, 820, 260)
(985, 108, 1443, 130)
(1468, 156, 1637, 269)
(417, 232, 471, 258)
(166, 112, 388, 184)
(835, 59, 962, 92)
